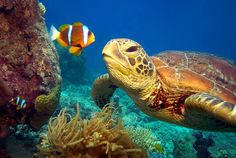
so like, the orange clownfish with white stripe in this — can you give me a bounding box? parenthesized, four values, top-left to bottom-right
(50, 22, 95, 56)
(9, 96, 27, 110)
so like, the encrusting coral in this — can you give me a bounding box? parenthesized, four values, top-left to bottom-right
(37, 104, 147, 158)
(38, 2, 46, 16)
(30, 84, 61, 129)
(125, 126, 164, 153)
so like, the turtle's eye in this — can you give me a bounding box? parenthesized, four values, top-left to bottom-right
(126, 46, 139, 52)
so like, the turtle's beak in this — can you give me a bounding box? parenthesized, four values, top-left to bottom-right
(102, 39, 119, 58)
(102, 39, 128, 68)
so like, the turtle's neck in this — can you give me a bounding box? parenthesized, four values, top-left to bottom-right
(127, 79, 160, 109)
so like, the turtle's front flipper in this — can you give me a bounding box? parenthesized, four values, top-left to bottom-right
(91, 73, 118, 108)
(184, 93, 236, 131)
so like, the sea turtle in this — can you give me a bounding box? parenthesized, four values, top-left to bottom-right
(91, 38, 236, 131)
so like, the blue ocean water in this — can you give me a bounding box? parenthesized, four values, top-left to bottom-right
(42, 0, 236, 73)
(22, 0, 236, 157)
(2, 0, 236, 157)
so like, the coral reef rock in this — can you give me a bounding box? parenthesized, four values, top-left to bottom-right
(0, 0, 61, 138)
(173, 133, 197, 158)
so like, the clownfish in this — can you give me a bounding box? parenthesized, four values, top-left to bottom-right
(50, 22, 95, 56)
(9, 96, 27, 110)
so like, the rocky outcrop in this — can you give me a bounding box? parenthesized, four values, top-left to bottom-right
(0, 0, 61, 138)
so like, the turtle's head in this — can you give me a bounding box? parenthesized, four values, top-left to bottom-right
(102, 38, 157, 98)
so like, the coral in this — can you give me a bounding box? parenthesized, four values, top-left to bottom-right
(0, 0, 61, 138)
(208, 132, 236, 158)
(30, 84, 61, 129)
(0, 0, 16, 11)
(192, 132, 214, 158)
(0, 76, 13, 106)
(14, 124, 39, 141)
(173, 133, 197, 158)
(4, 135, 37, 157)
(37, 104, 147, 158)
(0, 124, 46, 157)
(125, 126, 164, 153)
(38, 2, 46, 16)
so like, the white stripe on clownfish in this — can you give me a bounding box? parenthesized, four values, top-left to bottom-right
(20, 99, 26, 108)
(82, 25, 89, 45)
(16, 96, 20, 105)
(68, 25, 73, 45)
(9, 96, 27, 110)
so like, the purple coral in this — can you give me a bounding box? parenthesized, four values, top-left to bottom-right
(0, 0, 61, 139)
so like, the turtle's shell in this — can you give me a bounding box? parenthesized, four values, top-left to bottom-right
(151, 51, 236, 104)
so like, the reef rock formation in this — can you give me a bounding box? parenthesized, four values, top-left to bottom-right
(0, 0, 61, 138)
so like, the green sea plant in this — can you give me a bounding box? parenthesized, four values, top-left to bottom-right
(37, 104, 147, 158)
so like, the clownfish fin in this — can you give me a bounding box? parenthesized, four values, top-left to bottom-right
(73, 22, 83, 27)
(86, 31, 95, 46)
(23, 103, 27, 109)
(69, 46, 83, 56)
(57, 38, 68, 47)
(59, 24, 70, 32)
(9, 98, 14, 104)
(16, 106, 21, 110)
(50, 25, 60, 41)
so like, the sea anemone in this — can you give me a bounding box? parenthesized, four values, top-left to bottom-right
(37, 104, 147, 158)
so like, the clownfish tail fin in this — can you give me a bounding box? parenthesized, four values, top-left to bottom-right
(50, 25, 60, 41)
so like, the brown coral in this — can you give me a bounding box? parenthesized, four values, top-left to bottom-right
(0, 76, 13, 106)
(0, 0, 61, 137)
(0, 0, 61, 106)
(0, 0, 16, 11)
(38, 104, 147, 158)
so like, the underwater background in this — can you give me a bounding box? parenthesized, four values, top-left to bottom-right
(0, 0, 236, 158)
(42, 0, 236, 73)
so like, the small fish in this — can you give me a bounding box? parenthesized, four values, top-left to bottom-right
(50, 22, 95, 56)
(9, 96, 27, 110)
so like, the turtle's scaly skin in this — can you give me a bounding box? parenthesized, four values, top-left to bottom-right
(93, 38, 236, 131)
